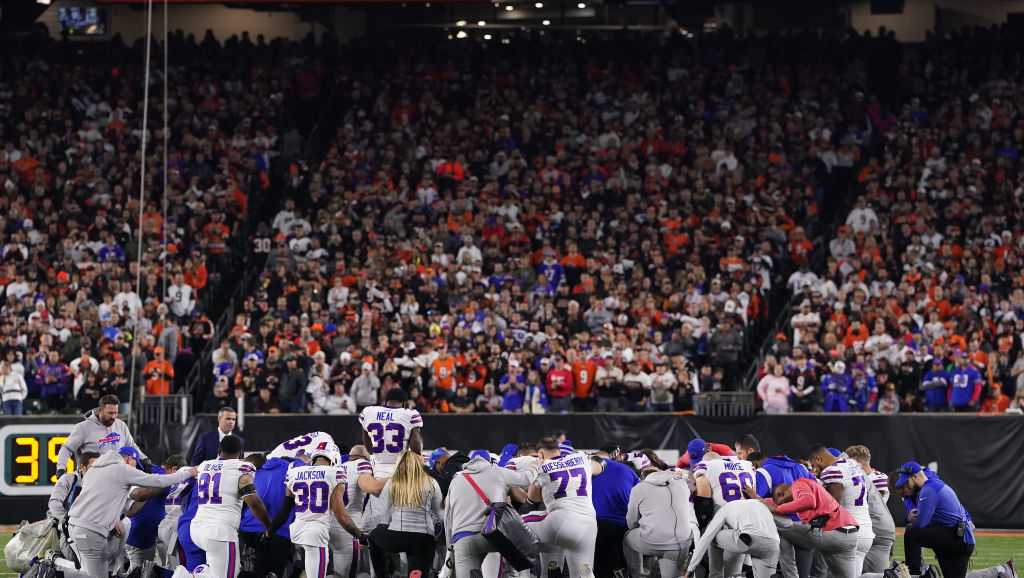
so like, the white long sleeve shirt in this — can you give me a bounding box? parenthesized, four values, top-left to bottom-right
(1, 372, 28, 402)
(688, 500, 778, 573)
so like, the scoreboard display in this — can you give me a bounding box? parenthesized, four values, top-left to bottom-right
(0, 424, 75, 496)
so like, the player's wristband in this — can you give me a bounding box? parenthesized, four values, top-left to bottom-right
(239, 483, 257, 498)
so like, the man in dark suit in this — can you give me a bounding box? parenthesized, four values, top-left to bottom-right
(190, 406, 242, 465)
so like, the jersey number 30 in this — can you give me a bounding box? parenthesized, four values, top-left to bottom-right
(294, 481, 330, 513)
(366, 423, 406, 453)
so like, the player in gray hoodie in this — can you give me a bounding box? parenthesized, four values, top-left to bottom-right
(57, 395, 146, 474)
(444, 450, 536, 578)
(66, 446, 195, 578)
(624, 467, 699, 578)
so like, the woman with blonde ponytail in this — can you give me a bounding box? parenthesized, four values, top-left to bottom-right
(369, 450, 443, 577)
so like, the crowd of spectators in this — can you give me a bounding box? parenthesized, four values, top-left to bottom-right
(0, 31, 302, 415)
(202, 30, 886, 415)
(759, 26, 1024, 415)
(12, 24, 1024, 417)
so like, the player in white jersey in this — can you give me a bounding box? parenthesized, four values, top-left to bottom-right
(190, 436, 272, 578)
(844, 445, 891, 503)
(157, 455, 190, 567)
(809, 446, 874, 573)
(360, 390, 424, 532)
(330, 445, 385, 578)
(693, 452, 759, 578)
(687, 500, 781, 578)
(268, 431, 338, 461)
(843, 445, 896, 573)
(358, 390, 424, 479)
(526, 437, 600, 578)
(694, 452, 758, 508)
(270, 446, 365, 578)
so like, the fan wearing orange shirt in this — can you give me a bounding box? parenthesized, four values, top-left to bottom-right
(431, 347, 458, 399)
(143, 346, 175, 396)
(569, 349, 598, 412)
(842, 318, 870, 349)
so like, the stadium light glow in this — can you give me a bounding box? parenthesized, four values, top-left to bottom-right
(456, 19, 467, 26)
(505, 4, 515, 10)
(542, 19, 550, 25)
(534, 2, 543, 7)
(577, 2, 586, 7)
(37, 0, 52, 5)
(484, 34, 493, 40)
(478, 20, 487, 26)
(456, 30, 468, 38)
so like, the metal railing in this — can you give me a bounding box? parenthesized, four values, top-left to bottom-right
(695, 392, 756, 417)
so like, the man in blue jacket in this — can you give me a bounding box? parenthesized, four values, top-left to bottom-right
(895, 470, 1014, 578)
(896, 461, 974, 578)
(590, 448, 640, 578)
(238, 454, 299, 578)
(749, 450, 816, 578)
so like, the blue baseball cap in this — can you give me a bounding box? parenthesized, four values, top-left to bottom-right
(687, 439, 707, 462)
(558, 441, 575, 457)
(827, 448, 842, 457)
(119, 446, 143, 462)
(895, 461, 923, 488)
(428, 448, 450, 469)
(468, 449, 492, 462)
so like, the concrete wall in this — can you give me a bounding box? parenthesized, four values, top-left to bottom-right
(849, 0, 1024, 42)
(37, 1, 363, 43)
(848, 0, 935, 42)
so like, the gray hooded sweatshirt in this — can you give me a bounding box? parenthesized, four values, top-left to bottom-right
(57, 409, 145, 471)
(444, 457, 536, 544)
(625, 470, 696, 549)
(68, 452, 192, 536)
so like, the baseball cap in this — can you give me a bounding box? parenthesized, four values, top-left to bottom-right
(827, 448, 842, 458)
(428, 448, 451, 469)
(468, 449, 492, 462)
(119, 446, 143, 462)
(687, 439, 707, 462)
(894, 461, 923, 488)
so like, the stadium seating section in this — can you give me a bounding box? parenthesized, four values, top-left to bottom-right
(3, 26, 1024, 415)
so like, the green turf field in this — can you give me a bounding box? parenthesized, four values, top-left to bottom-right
(0, 532, 1018, 576)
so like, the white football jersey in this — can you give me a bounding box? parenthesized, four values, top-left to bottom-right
(286, 464, 345, 547)
(506, 455, 541, 473)
(268, 431, 337, 460)
(868, 470, 890, 503)
(820, 459, 873, 528)
(534, 452, 595, 517)
(358, 406, 423, 473)
(341, 458, 374, 521)
(163, 482, 188, 522)
(693, 456, 756, 507)
(190, 459, 256, 540)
